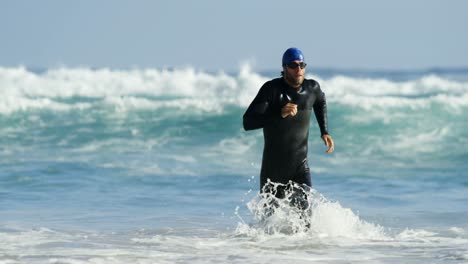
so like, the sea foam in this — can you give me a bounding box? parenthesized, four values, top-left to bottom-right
(235, 184, 387, 241)
(1, 65, 467, 115)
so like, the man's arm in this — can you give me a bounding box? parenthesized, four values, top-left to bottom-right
(313, 89, 328, 136)
(313, 86, 334, 153)
(243, 82, 276, 130)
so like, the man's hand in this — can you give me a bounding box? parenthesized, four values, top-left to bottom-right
(322, 134, 334, 153)
(281, 103, 298, 118)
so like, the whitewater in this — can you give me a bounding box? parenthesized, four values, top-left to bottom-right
(0, 65, 467, 263)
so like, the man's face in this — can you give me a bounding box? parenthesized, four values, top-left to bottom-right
(283, 60, 306, 87)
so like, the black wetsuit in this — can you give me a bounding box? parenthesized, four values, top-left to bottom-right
(243, 78, 328, 195)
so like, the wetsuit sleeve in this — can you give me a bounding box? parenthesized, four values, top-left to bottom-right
(313, 86, 329, 136)
(243, 82, 277, 131)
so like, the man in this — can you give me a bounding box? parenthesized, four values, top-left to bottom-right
(243, 47, 334, 204)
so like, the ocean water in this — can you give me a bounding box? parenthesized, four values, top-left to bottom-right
(0, 64, 467, 263)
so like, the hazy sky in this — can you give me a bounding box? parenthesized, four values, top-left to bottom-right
(1, 0, 467, 71)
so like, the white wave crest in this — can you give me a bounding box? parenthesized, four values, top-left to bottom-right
(321, 74, 468, 110)
(1, 65, 468, 114)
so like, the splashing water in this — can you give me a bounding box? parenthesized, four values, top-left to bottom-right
(236, 182, 387, 241)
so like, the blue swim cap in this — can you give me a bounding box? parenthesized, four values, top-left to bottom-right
(282, 47, 304, 65)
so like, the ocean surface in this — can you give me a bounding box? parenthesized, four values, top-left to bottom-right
(0, 65, 467, 263)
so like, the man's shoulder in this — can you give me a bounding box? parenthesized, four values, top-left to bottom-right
(303, 78, 320, 88)
(266, 77, 284, 86)
(261, 78, 284, 90)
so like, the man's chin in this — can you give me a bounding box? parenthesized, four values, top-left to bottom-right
(294, 77, 304, 84)
(286, 75, 304, 86)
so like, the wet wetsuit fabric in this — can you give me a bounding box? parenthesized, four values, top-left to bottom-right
(243, 78, 328, 193)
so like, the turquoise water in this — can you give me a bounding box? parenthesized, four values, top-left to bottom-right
(0, 65, 467, 263)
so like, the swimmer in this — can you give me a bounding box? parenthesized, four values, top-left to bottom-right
(243, 47, 334, 202)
